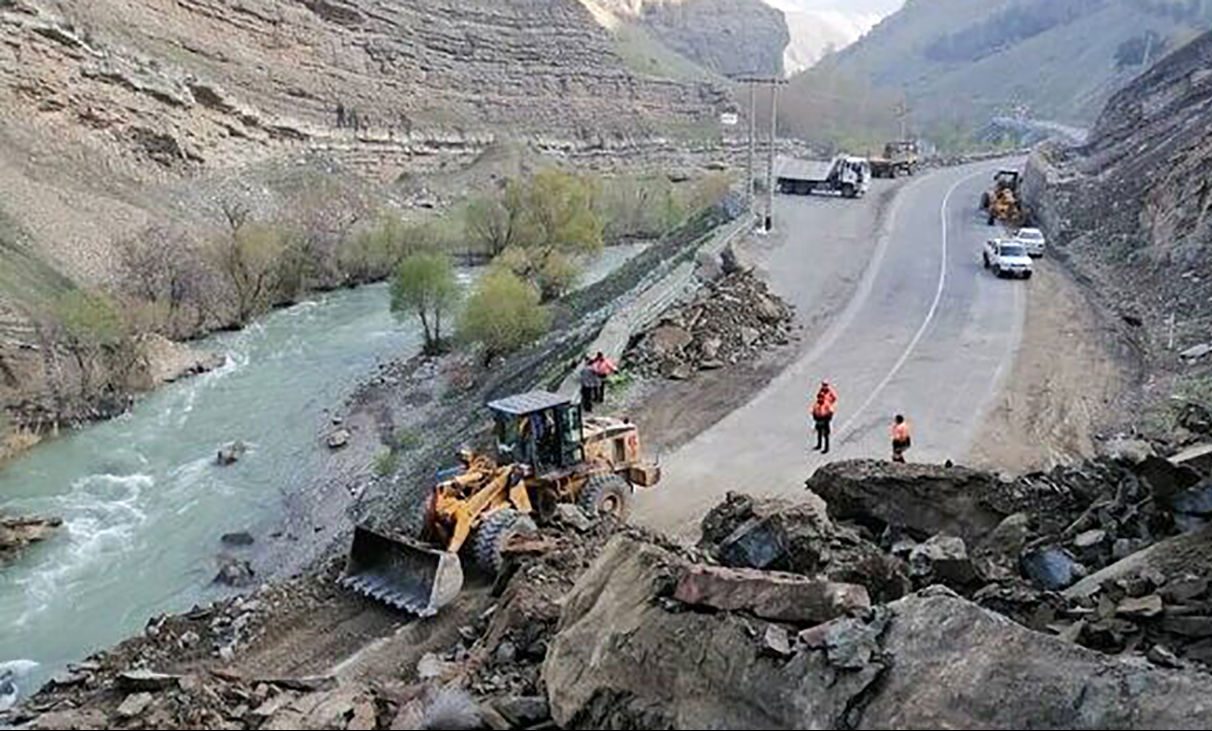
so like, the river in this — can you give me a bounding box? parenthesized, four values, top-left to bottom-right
(0, 245, 643, 693)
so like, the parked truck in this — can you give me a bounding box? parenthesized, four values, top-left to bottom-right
(776, 155, 871, 199)
(869, 140, 919, 178)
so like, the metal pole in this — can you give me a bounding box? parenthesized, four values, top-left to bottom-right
(765, 82, 778, 232)
(747, 82, 757, 221)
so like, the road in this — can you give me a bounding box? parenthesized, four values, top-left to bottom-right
(637, 160, 1028, 538)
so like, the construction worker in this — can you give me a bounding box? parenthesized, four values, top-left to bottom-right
(579, 357, 600, 413)
(891, 414, 911, 463)
(590, 351, 616, 404)
(811, 381, 837, 453)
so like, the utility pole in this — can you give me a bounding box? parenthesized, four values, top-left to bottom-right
(734, 75, 786, 231)
(747, 82, 757, 221)
(765, 81, 779, 233)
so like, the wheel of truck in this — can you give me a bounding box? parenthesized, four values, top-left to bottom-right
(578, 473, 632, 521)
(980, 192, 990, 210)
(842, 183, 856, 199)
(471, 509, 537, 575)
(1023, 271, 1033, 280)
(891, 166, 900, 179)
(908, 164, 917, 176)
(992, 265, 1003, 278)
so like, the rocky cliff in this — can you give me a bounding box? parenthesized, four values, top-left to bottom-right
(0, 0, 730, 441)
(1023, 28, 1212, 390)
(588, 0, 789, 77)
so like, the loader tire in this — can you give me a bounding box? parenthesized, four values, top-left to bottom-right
(472, 509, 536, 576)
(578, 473, 632, 521)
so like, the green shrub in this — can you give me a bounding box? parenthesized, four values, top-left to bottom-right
(458, 270, 550, 360)
(394, 427, 422, 451)
(390, 252, 460, 354)
(373, 449, 400, 477)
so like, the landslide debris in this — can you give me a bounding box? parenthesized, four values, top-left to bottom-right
(625, 270, 794, 380)
(18, 448, 1212, 730)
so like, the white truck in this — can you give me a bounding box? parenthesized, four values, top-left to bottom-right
(983, 238, 1033, 279)
(776, 155, 871, 199)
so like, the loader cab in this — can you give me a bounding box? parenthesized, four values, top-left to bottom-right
(994, 170, 1020, 193)
(488, 391, 584, 472)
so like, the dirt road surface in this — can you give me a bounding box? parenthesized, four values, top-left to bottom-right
(637, 161, 1032, 538)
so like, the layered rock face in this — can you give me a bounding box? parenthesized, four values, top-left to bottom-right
(1023, 29, 1212, 357)
(0, 0, 730, 435)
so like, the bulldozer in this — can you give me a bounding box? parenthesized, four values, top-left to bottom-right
(979, 169, 1029, 227)
(341, 390, 660, 615)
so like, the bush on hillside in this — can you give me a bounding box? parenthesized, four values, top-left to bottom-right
(458, 270, 550, 361)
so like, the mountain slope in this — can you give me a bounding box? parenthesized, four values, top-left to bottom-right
(0, 0, 729, 436)
(763, 0, 903, 74)
(584, 0, 790, 77)
(1024, 28, 1212, 377)
(816, 0, 1212, 131)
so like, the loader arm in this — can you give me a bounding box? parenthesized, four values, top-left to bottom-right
(436, 464, 533, 554)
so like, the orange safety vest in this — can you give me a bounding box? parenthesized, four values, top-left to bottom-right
(811, 398, 834, 419)
(891, 422, 911, 442)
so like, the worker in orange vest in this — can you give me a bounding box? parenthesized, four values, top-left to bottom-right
(891, 414, 911, 463)
(811, 380, 838, 453)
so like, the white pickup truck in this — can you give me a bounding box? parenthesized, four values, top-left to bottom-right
(983, 238, 1033, 279)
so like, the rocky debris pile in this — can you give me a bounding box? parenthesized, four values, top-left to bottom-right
(698, 492, 910, 602)
(626, 271, 794, 380)
(0, 514, 62, 562)
(806, 455, 1212, 675)
(543, 534, 1212, 729)
(9, 570, 349, 729)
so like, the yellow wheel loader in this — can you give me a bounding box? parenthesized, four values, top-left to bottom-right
(979, 169, 1029, 227)
(341, 391, 660, 615)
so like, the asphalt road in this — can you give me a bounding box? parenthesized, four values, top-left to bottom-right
(637, 161, 1028, 538)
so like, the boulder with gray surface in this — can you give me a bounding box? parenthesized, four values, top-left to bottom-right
(544, 535, 1212, 729)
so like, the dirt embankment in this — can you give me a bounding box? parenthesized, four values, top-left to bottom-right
(970, 259, 1137, 472)
(1022, 29, 1212, 447)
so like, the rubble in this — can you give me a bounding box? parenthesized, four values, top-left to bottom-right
(671, 564, 869, 623)
(543, 535, 1212, 729)
(698, 492, 911, 602)
(1, 514, 62, 561)
(626, 271, 794, 379)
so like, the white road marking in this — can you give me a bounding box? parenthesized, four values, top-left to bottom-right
(835, 168, 989, 438)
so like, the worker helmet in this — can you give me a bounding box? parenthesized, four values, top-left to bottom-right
(456, 447, 473, 465)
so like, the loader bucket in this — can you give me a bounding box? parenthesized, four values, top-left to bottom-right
(340, 526, 464, 616)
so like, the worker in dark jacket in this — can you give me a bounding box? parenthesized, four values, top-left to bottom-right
(579, 358, 600, 413)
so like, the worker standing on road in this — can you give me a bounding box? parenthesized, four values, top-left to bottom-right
(811, 380, 838, 453)
(890, 414, 912, 463)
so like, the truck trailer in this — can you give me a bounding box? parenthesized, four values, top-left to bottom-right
(776, 155, 871, 199)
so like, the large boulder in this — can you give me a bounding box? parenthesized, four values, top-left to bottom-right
(807, 460, 1015, 542)
(699, 492, 910, 602)
(545, 536, 1212, 729)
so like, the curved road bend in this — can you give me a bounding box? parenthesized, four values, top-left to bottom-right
(637, 160, 1027, 539)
